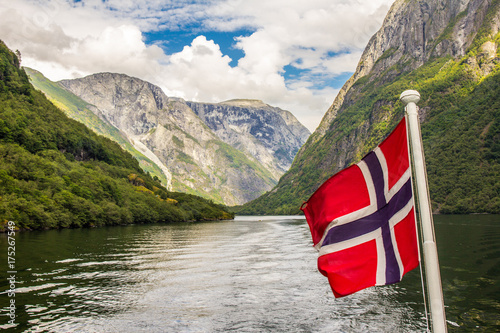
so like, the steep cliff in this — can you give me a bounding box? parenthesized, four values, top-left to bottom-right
(315, 0, 495, 139)
(238, 0, 500, 214)
(186, 99, 310, 179)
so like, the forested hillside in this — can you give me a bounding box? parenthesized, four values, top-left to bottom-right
(0, 40, 233, 230)
(236, 0, 500, 215)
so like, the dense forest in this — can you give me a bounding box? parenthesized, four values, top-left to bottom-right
(0, 40, 233, 231)
(235, 13, 500, 215)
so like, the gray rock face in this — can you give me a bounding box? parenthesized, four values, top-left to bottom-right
(59, 73, 308, 205)
(315, 0, 498, 138)
(186, 99, 310, 179)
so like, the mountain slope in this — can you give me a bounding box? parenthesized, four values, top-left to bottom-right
(237, 0, 500, 215)
(58, 73, 278, 205)
(186, 99, 310, 179)
(0, 40, 233, 230)
(25, 67, 172, 188)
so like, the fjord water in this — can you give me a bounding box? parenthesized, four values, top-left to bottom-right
(0, 215, 498, 332)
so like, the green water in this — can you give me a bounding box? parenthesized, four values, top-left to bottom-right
(0, 215, 498, 332)
(435, 215, 500, 331)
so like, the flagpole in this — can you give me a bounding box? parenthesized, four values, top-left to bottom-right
(400, 90, 447, 333)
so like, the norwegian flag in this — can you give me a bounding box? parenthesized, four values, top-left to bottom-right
(301, 117, 419, 298)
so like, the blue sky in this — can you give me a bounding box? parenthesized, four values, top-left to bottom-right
(145, 28, 354, 90)
(144, 29, 251, 67)
(0, 0, 394, 131)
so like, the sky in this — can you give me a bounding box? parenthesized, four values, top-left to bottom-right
(0, 0, 394, 132)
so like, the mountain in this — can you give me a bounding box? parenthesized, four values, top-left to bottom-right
(48, 73, 308, 206)
(24, 67, 172, 187)
(0, 40, 234, 230)
(186, 99, 310, 179)
(237, 0, 500, 215)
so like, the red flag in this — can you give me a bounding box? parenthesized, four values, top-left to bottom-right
(301, 117, 419, 297)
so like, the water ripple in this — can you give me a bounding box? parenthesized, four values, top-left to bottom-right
(1, 215, 497, 332)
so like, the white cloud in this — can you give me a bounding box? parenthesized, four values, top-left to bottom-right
(159, 36, 245, 100)
(321, 51, 364, 75)
(67, 25, 165, 77)
(3, 22, 165, 83)
(158, 36, 287, 104)
(0, 0, 394, 131)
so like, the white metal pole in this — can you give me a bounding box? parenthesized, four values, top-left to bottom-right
(400, 90, 447, 333)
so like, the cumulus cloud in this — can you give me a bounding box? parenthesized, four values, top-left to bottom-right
(0, 0, 394, 131)
(160, 36, 246, 100)
(157, 36, 287, 105)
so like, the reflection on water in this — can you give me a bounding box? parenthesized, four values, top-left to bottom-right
(434, 215, 500, 332)
(0, 215, 498, 332)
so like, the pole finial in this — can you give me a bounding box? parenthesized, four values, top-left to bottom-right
(400, 90, 420, 105)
